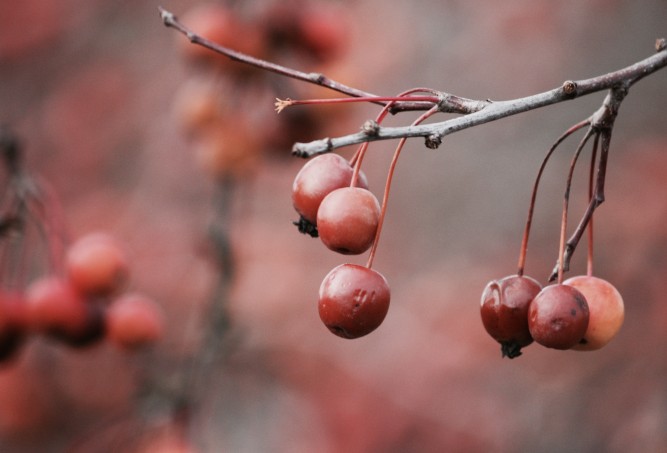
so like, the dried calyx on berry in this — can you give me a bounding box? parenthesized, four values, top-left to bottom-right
(292, 216, 318, 237)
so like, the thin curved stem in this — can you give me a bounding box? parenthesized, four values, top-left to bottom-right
(557, 127, 597, 284)
(351, 88, 445, 188)
(586, 134, 600, 277)
(366, 105, 439, 269)
(516, 119, 590, 276)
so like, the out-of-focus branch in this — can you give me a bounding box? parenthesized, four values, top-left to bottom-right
(159, 6, 439, 113)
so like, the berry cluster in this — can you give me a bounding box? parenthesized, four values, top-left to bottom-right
(480, 273, 624, 358)
(172, 0, 350, 180)
(0, 128, 164, 364)
(290, 90, 444, 339)
(292, 153, 388, 339)
(2, 233, 165, 361)
(480, 121, 625, 358)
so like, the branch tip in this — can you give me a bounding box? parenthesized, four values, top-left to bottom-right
(657, 38, 667, 52)
(158, 6, 174, 25)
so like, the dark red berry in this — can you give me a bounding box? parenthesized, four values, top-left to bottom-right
(318, 264, 390, 339)
(480, 275, 542, 358)
(291, 153, 367, 225)
(316, 187, 380, 255)
(528, 284, 590, 350)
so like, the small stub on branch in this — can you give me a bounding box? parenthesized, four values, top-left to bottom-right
(361, 120, 380, 136)
(424, 134, 442, 149)
(562, 80, 578, 97)
(656, 38, 667, 52)
(292, 137, 333, 158)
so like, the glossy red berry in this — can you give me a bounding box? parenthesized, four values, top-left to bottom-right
(106, 293, 165, 350)
(528, 284, 590, 350)
(480, 275, 541, 358)
(563, 275, 624, 351)
(66, 233, 129, 297)
(291, 153, 368, 225)
(318, 264, 390, 339)
(316, 187, 380, 255)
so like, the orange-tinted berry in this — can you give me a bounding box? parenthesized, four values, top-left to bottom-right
(564, 275, 624, 351)
(106, 293, 165, 350)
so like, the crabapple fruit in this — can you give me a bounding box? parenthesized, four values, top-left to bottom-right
(528, 284, 590, 350)
(25, 276, 90, 339)
(291, 153, 368, 225)
(66, 233, 129, 297)
(564, 275, 624, 351)
(316, 187, 380, 255)
(480, 274, 542, 358)
(318, 263, 390, 339)
(296, 3, 349, 62)
(106, 293, 165, 350)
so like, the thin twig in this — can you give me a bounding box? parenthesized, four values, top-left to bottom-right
(158, 6, 447, 113)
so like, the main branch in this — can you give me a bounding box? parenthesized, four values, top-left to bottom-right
(292, 41, 667, 157)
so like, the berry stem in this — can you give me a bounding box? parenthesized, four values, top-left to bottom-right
(350, 88, 444, 188)
(586, 133, 600, 277)
(557, 127, 596, 283)
(516, 119, 590, 276)
(275, 95, 441, 113)
(366, 105, 439, 269)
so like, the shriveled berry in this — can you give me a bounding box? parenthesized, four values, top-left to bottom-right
(316, 187, 380, 255)
(528, 284, 589, 350)
(480, 275, 541, 358)
(564, 275, 624, 351)
(318, 264, 390, 339)
(291, 153, 367, 225)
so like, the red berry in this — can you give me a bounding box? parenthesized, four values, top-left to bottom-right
(563, 275, 624, 351)
(296, 3, 349, 62)
(528, 284, 590, 350)
(291, 153, 368, 225)
(106, 293, 165, 350)
(66, 233, 129, 297)
(318, 264, 390, 339)
(25, 276, 89, 339)
(480, 275, 541, 358)
(316, 187, 380, 255)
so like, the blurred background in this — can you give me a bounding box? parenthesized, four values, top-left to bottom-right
(1, 0, 667, 451)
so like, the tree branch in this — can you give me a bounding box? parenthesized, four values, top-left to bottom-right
(158, 6, 439, 113)
(292, 44, 667, 157)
